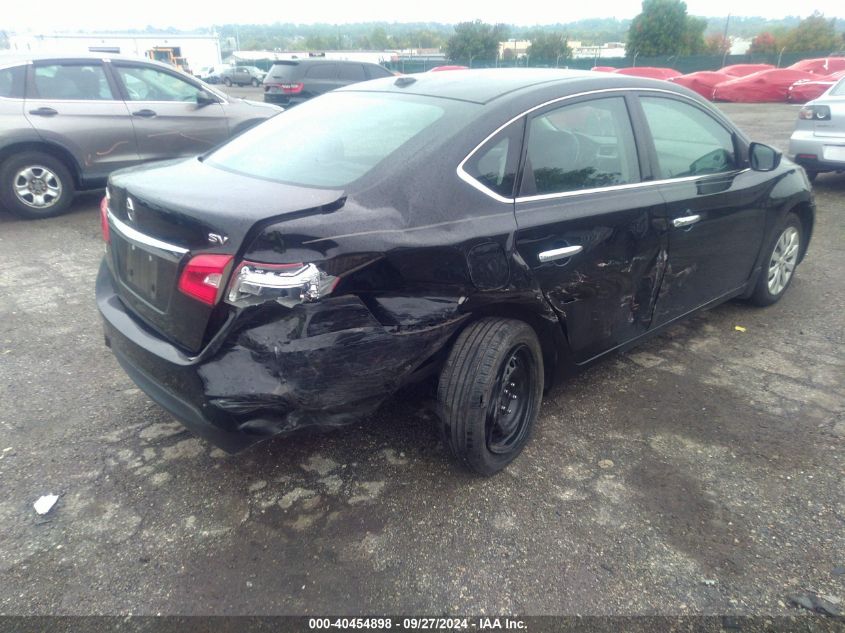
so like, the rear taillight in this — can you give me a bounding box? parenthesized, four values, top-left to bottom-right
(178, 254, 234, 306)
(100, 192, 110, 243)
(265, 82, 303, 94)
(226, 261, 337, 308)
(799, 105, 831, 120)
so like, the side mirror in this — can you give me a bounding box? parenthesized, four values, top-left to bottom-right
(196, 90, 218, 106)
(749, 142, 781, 171)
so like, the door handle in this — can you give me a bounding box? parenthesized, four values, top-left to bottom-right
(29, 107, 58, 116)
(538, 245, 583, 263)
(672, 214, 701, 228)
(132, 109, 157, 118)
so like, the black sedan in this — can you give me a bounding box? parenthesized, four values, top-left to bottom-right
(97, 69, 814, 475)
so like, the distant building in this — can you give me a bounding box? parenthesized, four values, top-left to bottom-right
(6, 32, 222, 71)
(572, 42, 626, 60)
(226, 50, 397, 66)
(499, 39, 531, 59)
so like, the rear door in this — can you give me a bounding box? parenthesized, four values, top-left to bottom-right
(512, 94, 668, 363)
(636, 93, 768, 325)
(302, 63, 340, 98)
(110, 62, 229, 162)
(24, 59, 139, 181)
(337, 63, 367, 87)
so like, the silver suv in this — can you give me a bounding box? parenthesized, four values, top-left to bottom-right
(0, 54, 281, 219)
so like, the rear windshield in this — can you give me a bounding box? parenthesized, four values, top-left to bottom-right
(207, 92, 466, 187)
(831, 78, 845, 96)
(266, 63, 298, 81)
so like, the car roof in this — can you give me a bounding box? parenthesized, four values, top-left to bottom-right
(269, 58, 382, 67)
(0, 52, 174, 70)
(339, 67, 691, 105)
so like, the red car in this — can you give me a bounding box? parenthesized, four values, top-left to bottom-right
(429, 65, 469, 72)
(614, 66, 680, 80)
(788, 70, 845, 103)
(788, 57, 845, 75)
(670, 71, 731, 99)
(713, 69, 813, 103)
(721, 63, 774, 77)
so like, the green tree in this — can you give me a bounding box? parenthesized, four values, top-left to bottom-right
(748, 31, 779, 54)
(446, 21, 509, 65)
(526, 31, 572, 64)
(625, 0, 705, 56)
(783, 12, 839, 52)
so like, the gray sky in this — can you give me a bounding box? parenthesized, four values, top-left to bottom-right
(5, 0, 844, 32)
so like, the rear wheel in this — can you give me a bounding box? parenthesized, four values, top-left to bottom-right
(0, 151, 75, 219)
(251, 78, 260, 87)
(223, 77, 232, 87)
(806, 170, 818, 183)
(750, 213, 803, 306)
(437, 318, 544, 476)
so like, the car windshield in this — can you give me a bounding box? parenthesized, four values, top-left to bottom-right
(206, 92, 468, 187)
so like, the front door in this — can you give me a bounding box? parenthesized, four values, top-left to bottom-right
(110, 62, 229, 162)
(513, 95, 668, 364)
(25, 60, 139, 181)
(636, 94, 768, 326)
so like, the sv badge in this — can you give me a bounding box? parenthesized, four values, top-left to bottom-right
(208, 233, 229, 245)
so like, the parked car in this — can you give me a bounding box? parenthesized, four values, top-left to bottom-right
(669, 71, 731, 99)
(0, 54, 281, 219)
(713, 69, 814, 103)
(219, 65, 266, 87)
(614, 66, 680, 80)
(195, 64, 231, 84)
(262, 58, 394, 106)
(97, 69, 814, 475)
(789, 75, 845, 181)
(788, 70, 845, 103)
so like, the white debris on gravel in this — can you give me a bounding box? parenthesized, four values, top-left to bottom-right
(33, 494, 59, 515)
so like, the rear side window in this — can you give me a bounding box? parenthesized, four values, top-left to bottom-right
(463, 121, 523, 198)
(32, 63, 114, 100)
(306, 64, 337, 79)
(366, 64, 393, 79)
(640, 96, 736, 178)
(207, 92, 452, 187)
(337, 64, 366, 81)
(0, 65, 25, 98)
(521, 96, 640, 196)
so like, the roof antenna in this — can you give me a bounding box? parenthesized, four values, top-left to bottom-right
(394, 76, 417, 87)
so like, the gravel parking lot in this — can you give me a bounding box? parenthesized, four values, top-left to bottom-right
(0, 99, 843, 617)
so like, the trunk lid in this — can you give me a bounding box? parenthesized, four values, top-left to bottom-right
(106, 157, 345, 353)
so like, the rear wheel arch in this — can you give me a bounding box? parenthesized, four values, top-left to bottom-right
(0, 141, 82, 189)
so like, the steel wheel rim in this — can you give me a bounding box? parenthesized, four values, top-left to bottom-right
(767, 226, 799, 295)
(486, 344, 536, 454)
(13, 165, 62, 209)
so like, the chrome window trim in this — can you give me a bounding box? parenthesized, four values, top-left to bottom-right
(108, 209, 189, 259)
(456, 86, 740, 204)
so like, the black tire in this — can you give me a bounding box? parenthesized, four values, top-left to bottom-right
(251, 78, 260, 87)
(749, 213, 803, 306)
(223, 77, 232, 87)
(806, 170, 818, 183)
(0, 151, 75, 219)
(437, 318, 544, 476)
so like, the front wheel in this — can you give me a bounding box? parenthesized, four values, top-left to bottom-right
(750, 213, 803, 306)
(0, 151, 75, 219)
(437, 318, 544, 476)
(251, 78, 260, 87)
(223, 78, 232, 87)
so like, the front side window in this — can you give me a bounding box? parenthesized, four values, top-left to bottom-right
(207, 92, 461, 188)
(32, 63, 113, 100)
(640, 96, 737, 179)
(115, 66, 200, 102)
(521, 96, 640, 196)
